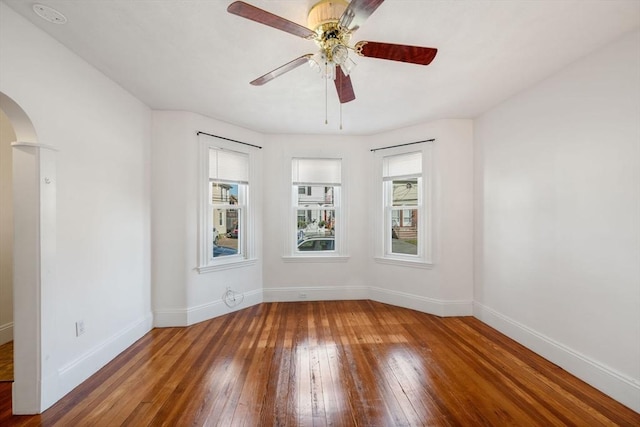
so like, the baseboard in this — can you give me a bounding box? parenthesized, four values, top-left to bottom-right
(186, 288, 263, 325)
(263, 285, 369, 302)
(473, 302, 640, 413)
(42, 312, 154, 411)
(0, 321, 13, 345)
(153, 288, 264, 327)
(262, 286, 472, 317)
(153, 308, 189, 327)
(370, 286, 473, 317)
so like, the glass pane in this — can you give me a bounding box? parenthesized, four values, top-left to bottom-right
(297, 208, 335, 242)
(211, 181, 239, 205)
(391, 208, 418, 255)
(297, 235, 335, 251)
(212, 207, 239, 257)
(392, 179, 418, 206)
(297, 185, 334, 207)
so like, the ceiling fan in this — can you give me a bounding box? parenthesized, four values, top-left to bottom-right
(227, 0, 438, 105)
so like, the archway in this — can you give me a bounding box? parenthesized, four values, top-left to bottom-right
(0, 92, 53, 414)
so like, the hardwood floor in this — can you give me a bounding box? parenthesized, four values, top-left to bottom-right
(1, 300, 638, 426)
(0, 341, 13, 381)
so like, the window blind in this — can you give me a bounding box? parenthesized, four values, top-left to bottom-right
(382, 152, 422, 181)
(292, 158, 342, 186)
(209, 148, 249, 184)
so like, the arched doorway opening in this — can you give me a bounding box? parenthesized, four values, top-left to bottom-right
(0, 92, 54, 414)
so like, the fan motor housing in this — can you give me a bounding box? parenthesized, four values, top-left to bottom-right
(308, 0, 351, 60)
(307, 0, 348, 30)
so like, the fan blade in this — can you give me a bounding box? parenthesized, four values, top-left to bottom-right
(227, 1, 315, 39)
(250, 54, 313, 86)
(334, 65, 355, 104)
(355, 41, 437, 65)
(339, 0, 385, 32)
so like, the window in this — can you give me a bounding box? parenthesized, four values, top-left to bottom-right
(198, 136, 256, 272)
(289, 158, 345, 258)
(209, 148, 247, 261)
(375, 147, 432, 266)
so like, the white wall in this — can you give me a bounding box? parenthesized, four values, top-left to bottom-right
(151, 111, 264, 327)
(261, 133, 371, 301)
(367, 120, 475, 315)
(0, 109, 15, 345)
(0, 3, 152, 411)
(474, 30, 640, 411)
(261, 121, 474, 315)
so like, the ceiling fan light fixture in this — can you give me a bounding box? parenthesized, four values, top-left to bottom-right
(325, 61, 336, 80)
(341, 56, 357, 76)
(227, 0, 439, 121)
(308, 52, 324, 72)
(331, 44, 349, 65)
(308, 52, 337, 80)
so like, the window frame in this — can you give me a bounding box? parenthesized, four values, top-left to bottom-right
(284, 156, 348, 262)
(197, 136, 257, 273)
(384, 177, 423, 259)
(373, 144, 433, 268)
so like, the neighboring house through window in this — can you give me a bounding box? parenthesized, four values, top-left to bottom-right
(289, 157, 345, 258)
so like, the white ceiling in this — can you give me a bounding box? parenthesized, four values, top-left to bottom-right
(4, 0, 639, 135)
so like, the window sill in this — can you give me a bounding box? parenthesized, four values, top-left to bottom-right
(374, 257, 433, 269)
(282, 255, 350, 263)
(197, 258, 258, 274)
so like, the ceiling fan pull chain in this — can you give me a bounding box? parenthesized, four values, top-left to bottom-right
(340, 102, 343, 130)
(325, 60, 329, 125)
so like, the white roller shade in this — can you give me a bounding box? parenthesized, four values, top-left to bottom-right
(292, 158, 341, 186)
(382, 151, 422, 181)
(209, 148, 249, 184)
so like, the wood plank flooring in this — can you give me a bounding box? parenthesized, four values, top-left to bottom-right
(0, 341, 13, 381)
(1, 300, 638, 426)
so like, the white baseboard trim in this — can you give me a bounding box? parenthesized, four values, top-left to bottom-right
(262, 286, 472, 317)
(263, 286, 369, 302)
(12, 379, 40, 415)
(153, 288, 264, 328)
(370, 286, 473, 317)
(473, 302, 640, 413)
(187, 289, 263, 325)
(42, 312, 154, 411)
(155, 287, 472, 321)
(0, 321, 13, 345)
(153, 308, 189, 327)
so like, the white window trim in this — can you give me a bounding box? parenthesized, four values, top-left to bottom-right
(197, 135, 258, 273)
(373, 143, 433, 267)
(284, 155, 349, 260)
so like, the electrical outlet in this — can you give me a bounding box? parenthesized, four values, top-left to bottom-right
(75, 320, 85, 337)
(299, 292, 307, 299)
